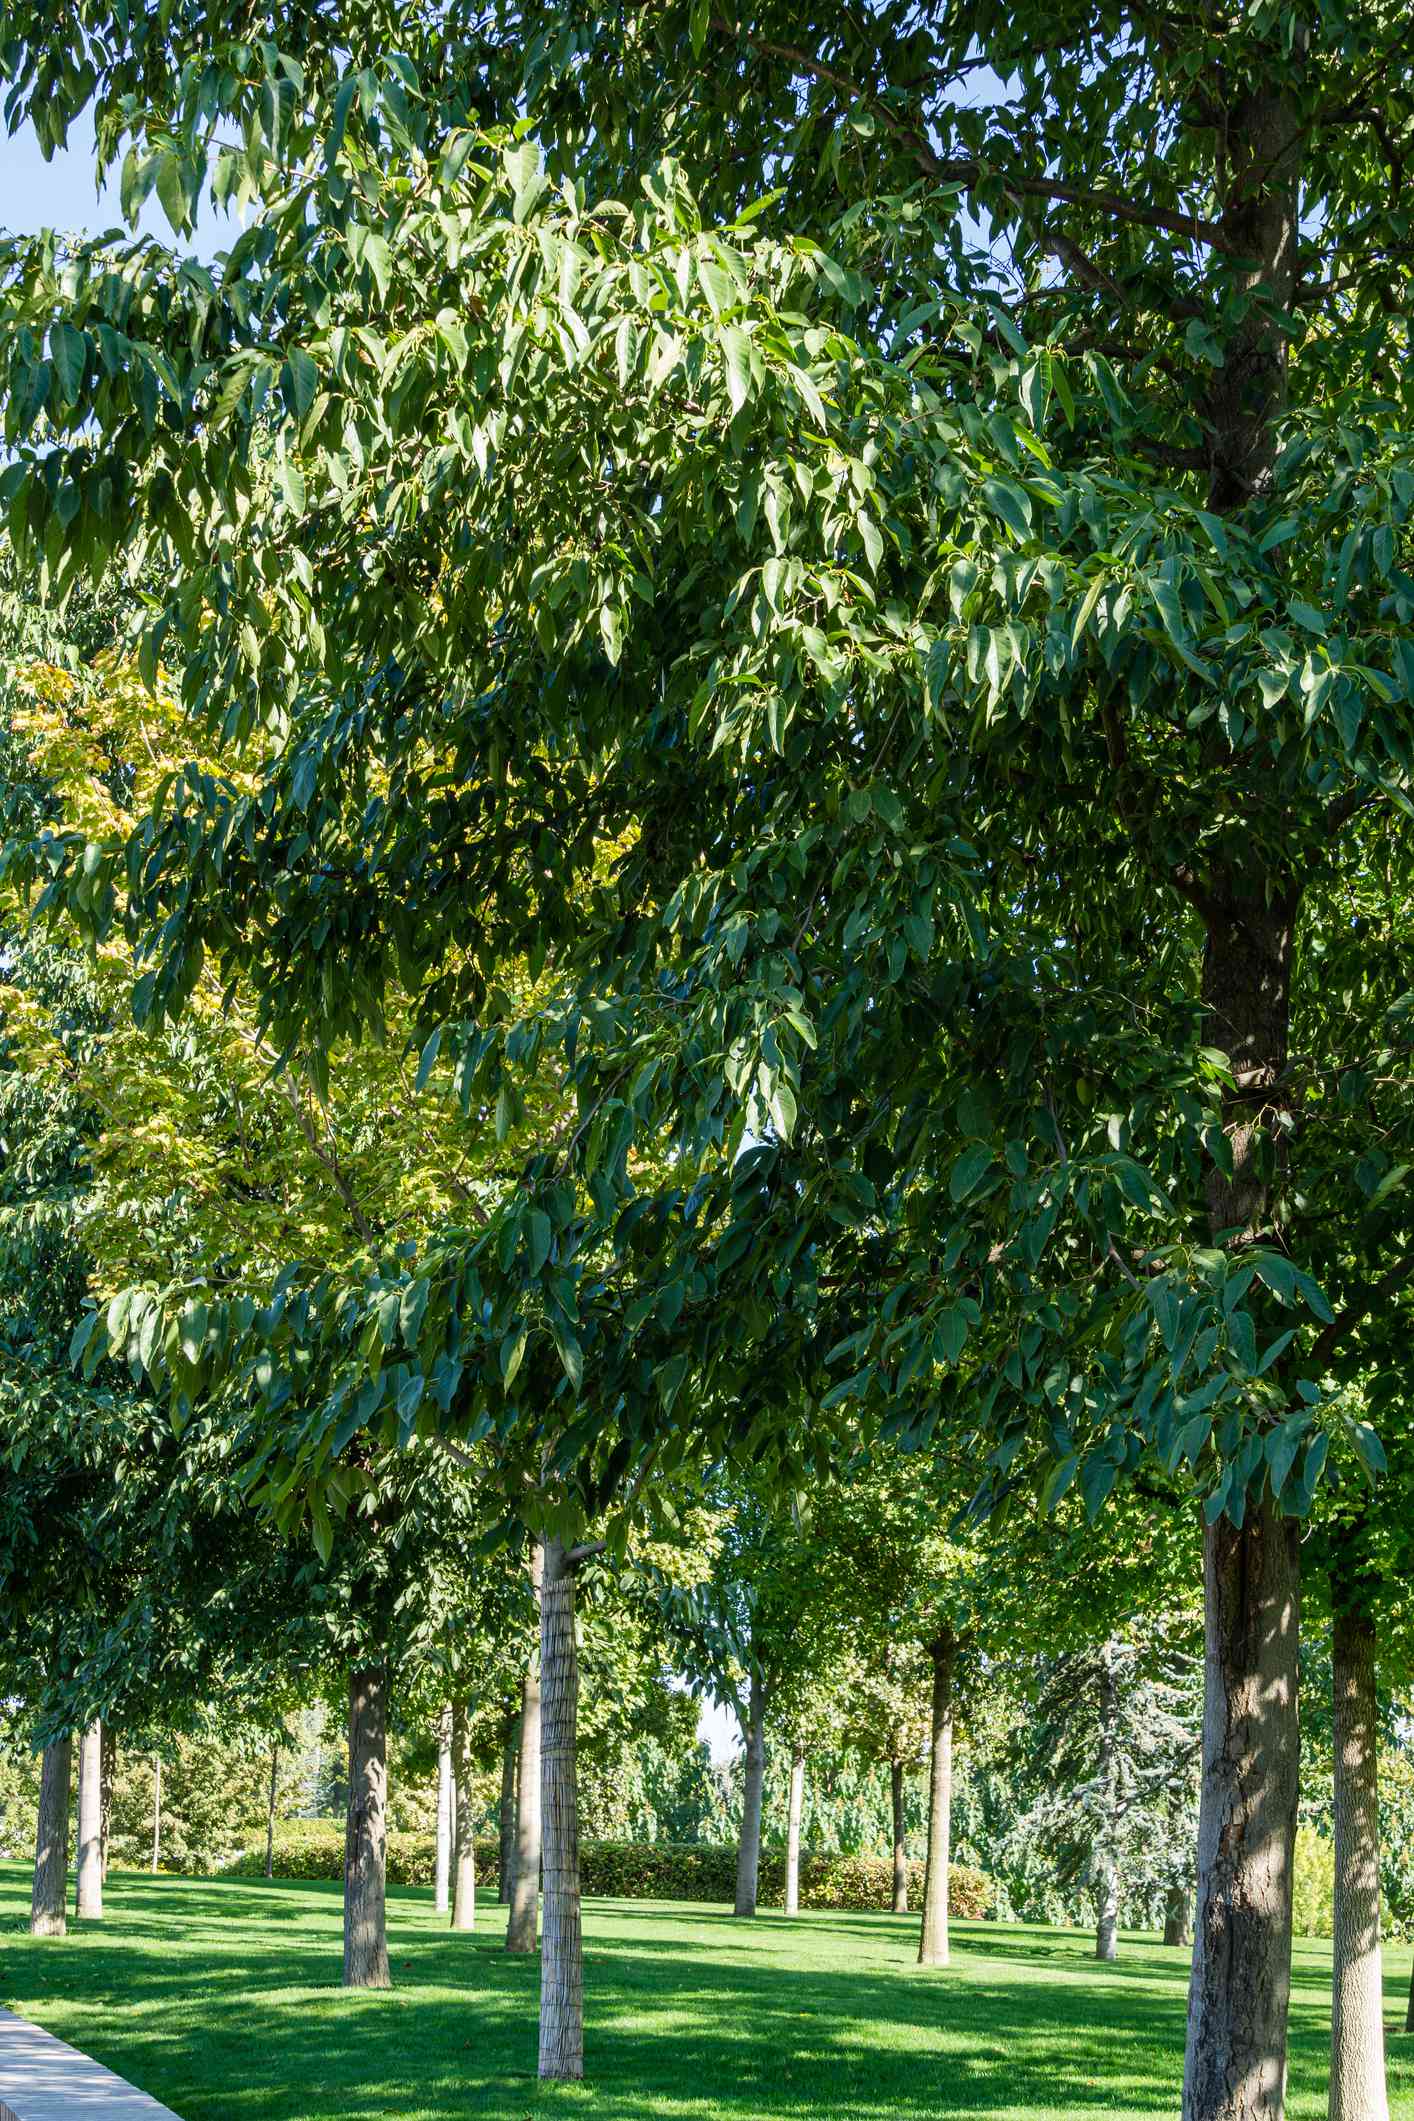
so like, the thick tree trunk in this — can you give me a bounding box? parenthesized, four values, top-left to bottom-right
(151, 1755, 162, 1874)
(917, 1631, 954, 1968)
(1182, 1496, 1301, 2121)
(1165, 1880, 1194, 1950)
(538, 1535, 583, 2082)
(733, 1676, 766, 1918)
(451, 1696, 476, 1932)
(435, 1708, 452, 1915)
(890, 1758, 908, 1914)
(506, 1541, 543, 1954)
(1095, 1643, 1120, 1962)
(75, 1720, 103, 1920)
(784, 1748, 804, 1915)
(30, 1737, 72, 1937)
(265, 1741, 279, 1880)
(499, 1715, 518, 1904)
(99, 1725, 116, 1882)
(1329, 1603, 1389, 2121)
(343, 1665, 391, 1989)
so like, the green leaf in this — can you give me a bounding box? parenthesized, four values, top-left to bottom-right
(721, 327, 753, 416)
(982, 476, 1032, 543)
(949, 1143, 994, 1202)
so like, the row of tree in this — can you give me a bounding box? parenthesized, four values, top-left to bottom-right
(4, 2, 1414, 2118)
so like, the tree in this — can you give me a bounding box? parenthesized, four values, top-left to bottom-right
(8, 13, 1414, 2115)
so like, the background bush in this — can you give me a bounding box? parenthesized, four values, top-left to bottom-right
(231, 1820, 994, 1917)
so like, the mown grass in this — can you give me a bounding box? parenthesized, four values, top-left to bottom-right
(1, 1863, 1410, 2118)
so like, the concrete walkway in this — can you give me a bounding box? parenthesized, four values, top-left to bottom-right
(0, 2009, 183, 2120)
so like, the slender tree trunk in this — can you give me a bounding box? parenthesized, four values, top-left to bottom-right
(30, 1736, 72, 1937)
(265, 1740, 279, 1880)
(499, 1715, 518, 1904)
(451, 1696, 476, 1932)
(1182, 1495, 1301, 2121)
(506, 1541, 543, 1954)
(733, 1676, 766, 1918)
(538, 1535, 583, 2082)
(75, 1720, 103, 1920)
(1406, 1951, 1414, 2037)
(435, 1708, 452, 1915)
(343, 1665, 391, 1989)
(890, 1757, 908, 1914)
(1329, 1603, 1389, 2121)
(151, 1755, 162, 1874)
(784, 1748, 804, 1915)
(918, 1630, 955, 1967)
(99, 1725, 116, 1882)
(1165, 1880, 1194, 1950)
(1095, 1642, 1120, 1962)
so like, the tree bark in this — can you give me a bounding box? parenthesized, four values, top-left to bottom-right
(1329, 1603, 1389, 2121)
(99, 1725, 116, 1882)
(30, 1736, 72, 1937)
(151, 1755, 162, 1874)
(506, 1540, 543, 1954)
(890, 1757, 908, 1913)
(917, 1630, 955, 1967)
(499, 1714, 518, 1904)
(784, 1748, 804, 1915)
(1165, 1880, 1194, 1950)
(733, 1675, 766, 1917)
(435, 1708, 452, 1915)
(1095, 1642, 1120, 1962)
(538, 1535, 583, 2082)
(343, 1665, 391, 1989)
(75, 1719, 103, 1920)
(265, 1740, 279, 1880)
(1182, 1496, 1301, 2121)
(451, 1696, 476, 1932)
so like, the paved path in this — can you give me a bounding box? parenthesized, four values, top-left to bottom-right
(0, 2008, 183, 2120)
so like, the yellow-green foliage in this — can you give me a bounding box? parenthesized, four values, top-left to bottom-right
(1292, 1826, 1334, 1939)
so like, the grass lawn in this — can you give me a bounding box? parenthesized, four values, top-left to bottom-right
(1, 1864, 1411, 2119)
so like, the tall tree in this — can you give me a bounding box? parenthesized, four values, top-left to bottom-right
(8, 13, 1414, 2117)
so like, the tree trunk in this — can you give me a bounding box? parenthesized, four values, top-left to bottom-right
(890, 1757, 908, 1914)
(30, 1736, 72, 1937)
(1329, 1603, 1389, 2121)
(733, 1675, 766, 1918)
(265, 1741, 279, 1880)
(1182, 1496, 1301, 2121)
(451, 1696, 476, 1932)
(151, 1755, 162, 1874)
(1165, 1880, 1194, 1950)
(784, 1748, 804, 1915)
(506, 1541, 543, 1954)
(435, 1708, 452, 1915)
(99, 1725, 116, 1882)
(538, 1535, 583, 2082)
(75, 1720, 103, 1920)
(1406, 1950, 1414, 2037)
(499, 1715, 518, 1904)
(343, 1665, 391, 1990)
(917, 1630, 954, 1968)
(1095, 1642, 1120, 1962)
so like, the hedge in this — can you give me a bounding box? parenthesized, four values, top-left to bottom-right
(232, 1820, 994, 1917)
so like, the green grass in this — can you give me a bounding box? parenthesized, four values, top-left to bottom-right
(0, 1864, 1410, 2119)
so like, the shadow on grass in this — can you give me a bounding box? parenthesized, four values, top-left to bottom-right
(0, 1866, 1408, 2121)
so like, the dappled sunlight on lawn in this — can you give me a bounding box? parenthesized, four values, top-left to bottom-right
(0, 1867, 1410, 2120)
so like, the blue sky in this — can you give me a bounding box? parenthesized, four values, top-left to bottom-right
(0, 116, 214, 246)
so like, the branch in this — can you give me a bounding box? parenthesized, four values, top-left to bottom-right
(1306, 1251, 1414, 1375)
(711, 19, 1232, 250)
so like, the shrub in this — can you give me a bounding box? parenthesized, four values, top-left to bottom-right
(231, 1821, 993, 1917)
